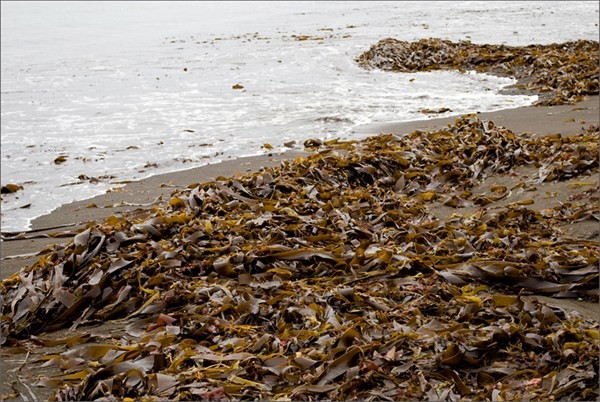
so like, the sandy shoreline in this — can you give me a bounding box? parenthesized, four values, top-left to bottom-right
(0, 96, 598, 401)
(1, 96, 598, 280)
(1, 152, 302, 276)
(354, 95, 599, 138)
(1, 97, 599, 325)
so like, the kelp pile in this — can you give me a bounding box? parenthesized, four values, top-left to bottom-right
(1, 116, 599, 400)
(356, 38, 599, 106)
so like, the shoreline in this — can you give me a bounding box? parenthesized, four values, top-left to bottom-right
(353, 95, 599, 138)
(1, 95, 598, 402)
(1, 151, 303, 277)
(1, 96, 598, 280)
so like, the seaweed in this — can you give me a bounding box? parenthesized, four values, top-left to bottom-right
(356, 38, 599, 106)
(1, 116, 598, 400)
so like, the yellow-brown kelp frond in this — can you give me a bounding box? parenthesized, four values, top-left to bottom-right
(357, 38, 599, 106)
(1, 116, 598, 400)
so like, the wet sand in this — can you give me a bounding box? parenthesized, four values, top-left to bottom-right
(353, 95, 599, 138)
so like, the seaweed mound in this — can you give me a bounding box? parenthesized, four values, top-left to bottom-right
(1, 116, 598, 400)
(357, 38, 599, 106)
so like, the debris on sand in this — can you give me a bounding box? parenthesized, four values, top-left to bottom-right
(357, 38, 599, 106)
(1, 116, 598, 400)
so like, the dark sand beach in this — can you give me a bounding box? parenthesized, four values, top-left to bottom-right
(1, 95, 598, 401)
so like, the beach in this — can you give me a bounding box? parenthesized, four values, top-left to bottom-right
(3, 1, 599, 233)
(1, 3, 598, 398)
(1, 95, 598, 400)
(3, 96, 598, 280)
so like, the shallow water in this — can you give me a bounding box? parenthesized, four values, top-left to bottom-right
(1, 1, 598, 232)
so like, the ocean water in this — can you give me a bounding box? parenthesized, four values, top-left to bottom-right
(1, 1, 598, 232)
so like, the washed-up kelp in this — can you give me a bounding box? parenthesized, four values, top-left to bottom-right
(356, 38, 599, 106)
(1, 116, 598, 400)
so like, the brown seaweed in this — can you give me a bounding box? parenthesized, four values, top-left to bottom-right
(356, 38, 599, 106)
(1, 116, 598, 400)
(1, 184, 23, 194)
